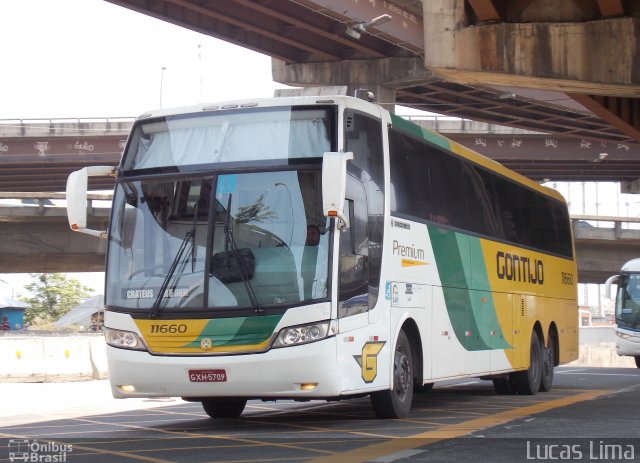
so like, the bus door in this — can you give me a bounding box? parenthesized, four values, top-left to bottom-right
(336, 174, 392, 392)
(337, 174, 370, 330)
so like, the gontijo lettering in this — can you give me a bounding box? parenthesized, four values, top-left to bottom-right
(496, 251, 544, 285)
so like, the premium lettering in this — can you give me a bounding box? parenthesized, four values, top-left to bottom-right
(496, 251, 544, 285)
(393, 240, 425, 260)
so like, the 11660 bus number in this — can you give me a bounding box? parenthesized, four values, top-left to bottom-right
(149, 324, 188, 334)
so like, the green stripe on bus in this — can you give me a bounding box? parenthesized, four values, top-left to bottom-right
(183, 314, 282, 348)
(469, 237, 511, 349)
(428, 225, 509, 351)
(391, 114, 451, 151)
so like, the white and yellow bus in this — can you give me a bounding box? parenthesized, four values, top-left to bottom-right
(66, 94, 578, 419)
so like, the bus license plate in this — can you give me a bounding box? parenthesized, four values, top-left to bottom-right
(188, 369, 227, 382)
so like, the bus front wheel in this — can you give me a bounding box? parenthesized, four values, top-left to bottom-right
(371, 330, 414, 419)
(512, 330, 543, 395)
(202, 398, 247, 418)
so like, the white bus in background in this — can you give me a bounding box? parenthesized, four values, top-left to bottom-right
(606, 258, 640, 368)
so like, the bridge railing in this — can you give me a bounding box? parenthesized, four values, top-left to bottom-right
(2, 192, 638, 240)
(0, 117, 134, 137)
(399, 115, 542, 135)
(571, 214, 640, 240)
(0, 192, 112, 215)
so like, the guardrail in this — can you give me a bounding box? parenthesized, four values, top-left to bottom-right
(1, 195, 637, 229)
(0, 192, 112, 215)
(571, 214, 640, 240)
(0, 117, 134, 137)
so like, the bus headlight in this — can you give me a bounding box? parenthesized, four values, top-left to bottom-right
(104, 327, 147, 351)
(616, 331, 631, 340)
(272, 320, 337, 348)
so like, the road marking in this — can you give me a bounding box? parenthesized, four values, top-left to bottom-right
(304, 389, 609, 463)
(557, 372, 640, 377)
(368, 449, 427, 462)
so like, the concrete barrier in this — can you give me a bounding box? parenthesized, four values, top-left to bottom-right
(0, 333, 107, 382)
(0, 327, 637, 383)
(569, 342, 637, 368)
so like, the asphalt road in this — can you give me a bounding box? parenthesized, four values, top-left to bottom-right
(1, 366, 639, 463)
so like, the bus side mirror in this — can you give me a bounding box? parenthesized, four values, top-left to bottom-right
(322, 151, 353, 230)
(604, 274, 620, 300)
(66, 166, 116, 239)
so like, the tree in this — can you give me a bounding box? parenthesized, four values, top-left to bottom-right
(21, 273, 94, 324)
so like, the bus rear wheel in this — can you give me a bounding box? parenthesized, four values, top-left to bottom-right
(540, 331, 556, 392)
(492, 377, 515, 395)
(635, 356, 640, 368)
(202, 398, 247, 418)
(371, 330, 414, 418)
(415, 382, 435, 393)
(512, 330, 543, 395)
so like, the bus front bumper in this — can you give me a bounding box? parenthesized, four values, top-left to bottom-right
(107, 337, 341, 399)
(615, 328, 640, 357)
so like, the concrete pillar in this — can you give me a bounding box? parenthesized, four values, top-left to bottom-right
(423, 0, 640, 97)
(272, 57, 436, 112)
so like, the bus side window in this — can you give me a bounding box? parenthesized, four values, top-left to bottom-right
(338, 176, 369, 316)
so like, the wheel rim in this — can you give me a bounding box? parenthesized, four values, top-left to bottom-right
(394, 347, 411, 401)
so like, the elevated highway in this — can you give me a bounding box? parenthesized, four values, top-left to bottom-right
(2, 117, 640, 193)
(0, 194, 636, 283)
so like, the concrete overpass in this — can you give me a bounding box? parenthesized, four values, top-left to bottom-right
(0, 195, 636, 284)
(2, 117, 640, 193)
(105, 0, 640, 146)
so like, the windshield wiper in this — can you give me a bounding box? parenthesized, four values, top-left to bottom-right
(191, 198, 200, 273)
(222, 194, 264, 314)
(150, 229, 194, 318)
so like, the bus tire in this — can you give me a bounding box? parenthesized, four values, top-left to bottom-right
(415, 382, 435, 393)
(492, 377, 515, 395)
(370, 330, 414, 418)
(512, 330, 543, 395)
(635, 356, 640, 368)
(202, 398, 247, 418)
(540, 331, 556, 392)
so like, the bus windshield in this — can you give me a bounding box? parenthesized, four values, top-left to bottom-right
(616, 273, 640, 328)
(106, 170, 330, 311)
(122, 106, 333, 170)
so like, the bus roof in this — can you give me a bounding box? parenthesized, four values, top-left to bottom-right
(621, 258, 640, 272)
(135, 95, 379, 120)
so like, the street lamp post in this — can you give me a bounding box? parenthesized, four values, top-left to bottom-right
(159, 66, 167, 108)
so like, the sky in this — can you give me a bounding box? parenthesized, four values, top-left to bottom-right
(0, 0, 288, 120)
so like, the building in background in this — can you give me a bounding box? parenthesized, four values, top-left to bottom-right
(0, 296, 27, 330)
